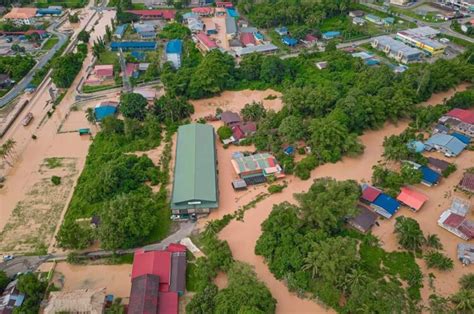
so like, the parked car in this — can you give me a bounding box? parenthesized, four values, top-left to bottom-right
(21, 112, 33, 126)
(457, 243, 474, 265)
(3, 255, 14, 262)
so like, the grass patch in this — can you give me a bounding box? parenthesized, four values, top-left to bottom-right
(35, 0, 87, 8)
(45, 157, 63, 169)
(82, 84, 119, 93)
(186, 262, 199, 292)
(96, 51, 119, 65)
(42, 36, 59, 50)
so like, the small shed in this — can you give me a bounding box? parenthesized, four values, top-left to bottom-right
(322, 31, 341, 40)
(232, 179, 247, 191)
(78, 128, 91, 135)
(315, 61, 328, 70)
(283, 146, 295, 155)
(220, 111, 241, 126)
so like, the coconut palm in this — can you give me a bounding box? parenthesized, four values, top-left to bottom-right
(425, 234, 443, 250)
(459, 274, 474, 291)
(394, 216, 425, 252)
(340, 267, 369, 295)
(85, 108, 96, 125)
(450, 289, 474, 313)
(302, 250, 322, 280)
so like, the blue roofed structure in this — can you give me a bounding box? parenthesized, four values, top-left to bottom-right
(110, 41, 157, 51)
(114, 24, 127, 39)
(94, 106, 117, 122)
(425, 133, 466, 157)
(420, 165, 441, 186)
(451, 132, 470, 145)
(37, 8, 62, 15)
(322, 31, 341, 40)
(407, 140, 425, 153)
(226, 8, 239, 18)
(131, 51, 145, 61)
(365, 59, 380, 66)
(282, 36, 298, 46)
(166, 39, 183, 54)
(254, 32, 264, 41)
(371, 193, 400, 218)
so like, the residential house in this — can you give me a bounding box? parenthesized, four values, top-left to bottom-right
(383, 17, 395, 25)
(397, 186, 428, 211)
(240, 32, 256, 47)
(349, 10, 365, 18)
(360, 184, 382, 204)
(440, 108, 474, 137)
(166, 39, 183, 69)
(226, 8, 239, 18)
(0, 74, 12, 89)
(439, 210, 474, 240)
(220, 111, 241, 126)
(191, 7, 214, 16)
(94, 101, 118, 122)
(420, 165, 441, 187)
(131, 51, 145, 61)
(231, 122, 256, 142)
(187, 17, 204, 33)
(353, 17, 366, 25)
(128, 244, 187, 314)
(225, 15, 237, 39)
(452, 132, 471, 145)
(205, 21, 217, 35)
(195, 32, 217, 52)
(3, 8, 37, 25)
(93, 64, 114, 80)
(171, 124, 218, 214)
(301, 34, 318, 47)
(348, 204, 378, 233)
(182, 12, 199, 21)
(427, 157, 451, 174)
(114, 24, 127, 39)
(0, 280, 25, 313)
(216, 1, 233, 8)
(134, 88, 156, 102)
(322, 31, 341, 40)
(126, 9, 176, 21)
(459, 172, 474, 193)
(433, 123, 450, 134)
(365, 14, 383, 25)
(275, 27, 288, 36)
(233, 44, 278, 57)
(457, 243, 474, 266)
(371, 193, 401, 219)
(43, 288, 106, 314)
(282, 36, 298, 47)
(425, 133, 467, 157)
(231, 152, 284, 184)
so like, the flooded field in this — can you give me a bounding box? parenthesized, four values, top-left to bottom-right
(40, 262, 132, 298)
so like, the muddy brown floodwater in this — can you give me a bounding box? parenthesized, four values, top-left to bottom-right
(193, 85, 471, 313)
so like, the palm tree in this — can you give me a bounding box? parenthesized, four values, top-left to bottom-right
(459, 274, 474, 291)
(340, 268, 369, 295)
(450, 289, 474, 313)
(425, 234, 443, 250)
(394, 216, 425, 252)
(85, 108, 96, 125)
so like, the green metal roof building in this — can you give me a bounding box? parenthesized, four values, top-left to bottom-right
(171, 124, 218, 214)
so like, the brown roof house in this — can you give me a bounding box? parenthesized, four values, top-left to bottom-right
(427, 157, 450, 174)
(43, 288, 106, 314)
(220, 111, 241, 126)
(459, 172, 474, 193)
(348, 204, 378, 233)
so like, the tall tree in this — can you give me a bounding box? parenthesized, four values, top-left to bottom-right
(120, 92, 148, 120)
(394, 216, 425, 252)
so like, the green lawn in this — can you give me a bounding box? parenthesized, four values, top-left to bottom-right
(82, 84, 119, 93)
(42, 36, 59, 50)
(96, 50, 119, 65)
(35, 0, 87, 8)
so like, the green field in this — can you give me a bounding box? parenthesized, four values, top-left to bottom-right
(96, 50, 119, 65)
(42, 36, 59, 50)
(35, 0, 87, 9)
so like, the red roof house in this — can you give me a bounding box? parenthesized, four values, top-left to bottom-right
(304, 34, 318, 42)
(216, 1, 233, 8)
(240, 32, 256, 47)
(128, 244, 187, 314)
(396, 187, 428, 211)
(127, 10, 176, 20)
(459, 172, 474, 193)
(446, 108, 474, 124)
(192, 7, 214, 16)
(361, 185, 382, 203)
(93, 64, 114, 79)
(196, 32, 217, 51)
(125, 63, 139, 77)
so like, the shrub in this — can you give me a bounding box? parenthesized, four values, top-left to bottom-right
(51, 176, 61, 185)
(442, 163, 457, 178)
(268, 184, 285, 194)
(424, 251, 454, 271)
(217, 126, 232, 141)
(295, 155, 318, 180)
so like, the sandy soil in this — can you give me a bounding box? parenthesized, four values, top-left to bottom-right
(214, 271, 228, 290)
(39, 262, 132, 298)
(0, 8, 116, 243)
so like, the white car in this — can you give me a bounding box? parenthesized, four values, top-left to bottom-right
(3, 255, 14, 262)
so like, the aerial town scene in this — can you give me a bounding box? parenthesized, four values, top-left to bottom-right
(0, 0, 474, 313)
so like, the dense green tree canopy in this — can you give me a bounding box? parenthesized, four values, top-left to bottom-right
(120, 93, 148, 120)
(51, 53, 84, 88)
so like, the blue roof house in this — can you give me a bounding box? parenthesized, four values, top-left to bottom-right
(114, 24, 127, 39)
(226, 8, 239, 18)
(420, 166, 441, 187)
(322, 31, 341, 40)
(254, 31, 264, 41)
(166, 39, 183, 69)
(425, 133, 466, 157)
(371, 193, 400, 218)
(37, 8, 62, 16)
(407, 140, 425, 153)
(283, 146, 295, 155)
(94, 105, 117, 122)
(451, 132, 470, 145)
(275, 27, 288, 36)
(282, 36, 298, 47)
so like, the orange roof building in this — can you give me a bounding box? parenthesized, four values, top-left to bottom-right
(397, 187, 428, 211)
(4, 8, 37, 21)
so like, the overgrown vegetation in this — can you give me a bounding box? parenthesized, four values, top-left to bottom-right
(0, 55, 35, 82)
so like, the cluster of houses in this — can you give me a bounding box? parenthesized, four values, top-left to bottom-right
(219, 111, 257, 145)
(274, 26, 335, 49)
(2, 6, 62, 25)
(85, 62, 147, 87)
(231, 152, 284, 190)
(371, 26, 446, 64)
(349, 10, 395, 27)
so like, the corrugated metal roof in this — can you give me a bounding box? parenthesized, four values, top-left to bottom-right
(425, 133, 466, 156)
(225, 15, 237, 34)
(372, 193, 400, 215)
(420, 166, 441, 185)
(171, 124, 218, 210)
(166, 39, 183, 54)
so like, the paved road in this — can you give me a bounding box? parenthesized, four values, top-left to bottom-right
(0, 256, 46, 277)
(362, 2, 474, 44)
(0, 20, 69, 108)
